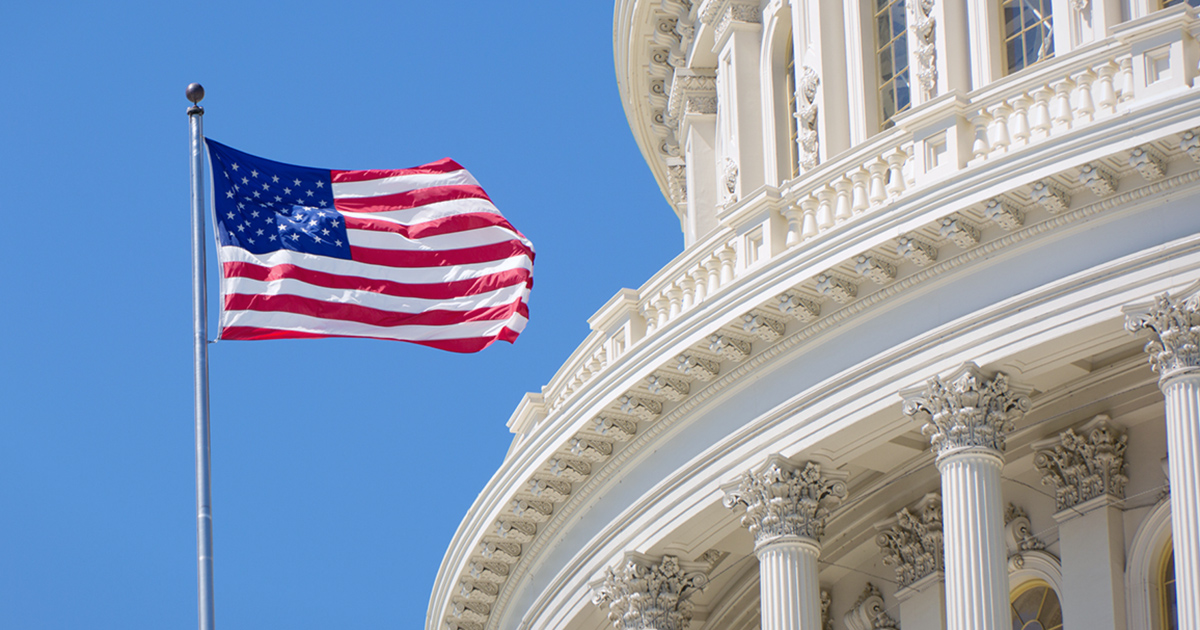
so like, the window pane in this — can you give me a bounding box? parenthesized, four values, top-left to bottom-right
(1008, 36, 1025, 72)
(1005, 6, 1022, 37)
(881, 83, 896, 120)
(878, 13, 891, 45)
(892, 1, 906, 36)
(894, 34, 908, 71)
(880, 50, 893, 81)
(896, 72, 911, 111)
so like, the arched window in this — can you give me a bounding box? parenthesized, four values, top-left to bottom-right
(785, 36, 799, 179)
(1010, 580, 1064, 630)
(1002, 0, 1053, 74)
(874, 0, 911, 127)
(1161, 540, 1178, 630)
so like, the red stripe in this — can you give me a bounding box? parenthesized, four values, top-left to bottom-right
(349, 240, 534, 269)
(219, 325, 519, 353)
(334, 185, 491, 213)
(223, 293, 528, 328)
(331, 158, 465, 183)
(223, 262, 531, 300)
(344, 213, 527, 242)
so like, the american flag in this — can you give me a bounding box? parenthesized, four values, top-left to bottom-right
(205, 139, 534, 353)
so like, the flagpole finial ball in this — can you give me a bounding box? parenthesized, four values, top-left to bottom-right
(186, 83, 205, 104)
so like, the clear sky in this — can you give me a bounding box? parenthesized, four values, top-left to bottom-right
(0, 2, 681, 628)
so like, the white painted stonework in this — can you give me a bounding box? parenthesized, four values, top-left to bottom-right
(430, 3, 1200, 630)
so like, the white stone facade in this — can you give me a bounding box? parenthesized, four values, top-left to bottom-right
(430, 3, 1200, 630)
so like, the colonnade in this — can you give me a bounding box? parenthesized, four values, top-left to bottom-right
(590, 291, 1199, 630)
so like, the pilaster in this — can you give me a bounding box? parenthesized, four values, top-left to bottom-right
(1033, 415, 1128, 630)
(669, 70, 719, 244)
(876, 493, 947, 630)
(789, 0, 850, 169)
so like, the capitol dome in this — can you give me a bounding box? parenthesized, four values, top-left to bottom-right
(431, 2, 1200, 630)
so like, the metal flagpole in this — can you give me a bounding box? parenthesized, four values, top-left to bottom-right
(186, 82, 216, 630)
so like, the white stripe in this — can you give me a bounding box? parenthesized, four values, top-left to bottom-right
(346, 224, 527, 251)
(218, 245, 533, 284)
(222, 310, 528, 341)
(331, 170, 480, 198)
(222, 276, 530, 314)
(339, 197, 501, 226)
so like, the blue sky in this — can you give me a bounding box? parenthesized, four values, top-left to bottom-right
(0, 2, 681, 628)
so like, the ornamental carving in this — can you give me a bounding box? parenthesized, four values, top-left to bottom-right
(667, 72, 717, 121)
(821, 589, 833, 630)
(1125, 290, 1200, 378)
(844, 583, 900, 630)
(722, 456, 848, 546)
(778, 291, 821, 322)
(897, 235, 938, 267)
(1004, 504, 1046, 553)
(1033, 415, 1128, 512)
(796, 66, 821, 171)
(676, 354, 720, 381)
(722, 158, 739, 201)
(909, 0, 937, 99)
(698, 0, 761, 43)
(1129, 145, 1166, 181)
(875, 493, 943, 588)
(901, 363, 1031, 457)
(591, 554, 709, 630)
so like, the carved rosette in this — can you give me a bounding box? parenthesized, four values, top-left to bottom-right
(591, 555, 709, 630)
(909, 0, 937, 99)
(1033, 415, 1128, 512)
(875, 493, 944, 588)
(901, 363, 1031, 458)
(722, 457, 848, 547)
(1125, 290, 1200, 380)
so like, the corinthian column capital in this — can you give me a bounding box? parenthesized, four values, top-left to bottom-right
(721, 455, 849, 548)
(874, 493, 944, 588)
(1125, 289, 1200, 381)
(1032, 414, 1128, 513)
(591, 553, 709, 630)
(901, 362, 1031, 458)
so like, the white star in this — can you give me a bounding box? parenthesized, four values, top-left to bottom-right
(226, 212, 235, 219)
(253, 191, 261, 198)
(262, 183, 270, 190)
(334, 239, 343, 247)
(272, 175, 280, 183)
(264, 201, 274, 207)
(237, 202, 245, 209)
(293, 178, 301, 186)
(226, 191, 234, 199)
(315, 181, 325, 188)
(283, 187, 292, 195)
(317, 211, 326, 217)
(231, 163, 240, 171)
(305, 190, 314, 197)
(266, 216, 274, 224)
(313, 235, 322, 243)
(251, 169, 259, 178)
(318, 200, 327, 207)
(308, 219, 318, 227)
(241, 177, 249, 185)
(321, 229, 330, 236)
(291, 233, 301, 241)
(233, 184, 239, 192)
(331, 219, 340, 227)
(236, 224, 246, 232)
(247, 237, 255, 244)
(275, 196, 282, 202)
(256, 229, 265, 236)
(251, 210, 260, 218)
(270, 234, 278, 241)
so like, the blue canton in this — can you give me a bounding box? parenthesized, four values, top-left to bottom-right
(206, 139, 350, 260)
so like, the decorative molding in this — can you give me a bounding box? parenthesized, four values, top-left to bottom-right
(646, 374, 690, 401)
(909, 0, 937, 100)
(843, 583, 900, 630)
(676, 353, 720, 381)
(546, 457, 591, 482)
(815, 273, 858, 304)
(1031, 180, 1071, 213)
(796, 66, 820, 171)
(1032, 414, 1128, 512)
(875, 493, 944, 588)
(821, 589, 833, 630)
(1182, 129, 1200, 163)
(708, 333, 752, 362)
(855, 254, 898, 285)
(984, 198, 1024, 230)
(619, 395, 663, 421)
(1125, 289, 1200, 379)
(568, 437, 614, 462)
(939, 215, 981, 248)
(721, 456, 849, 547)
(897, 235, 938, 266)
(742, 311, 786, 341)
(591, 554, 709, 630)
(590, 416, 638, 442)
(721, 158, 739, 201)
(777, 291, 822, 321)
(479, 542, 521, 564)
(491, 520, 536, 543)
(1078, 162, 1117, 197)
(667, 71, 717, 121)
(459, 581, 499, 603)
(527, 478, 572, 502)
(901, 363, 1031, 457)
(1129, 145, 1166, 181)
(1004, 503, 1047, 554)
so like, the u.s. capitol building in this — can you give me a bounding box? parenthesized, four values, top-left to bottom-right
(431, 1, 1200, 629)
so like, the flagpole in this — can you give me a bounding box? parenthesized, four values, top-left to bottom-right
(187, 82, 216, 630)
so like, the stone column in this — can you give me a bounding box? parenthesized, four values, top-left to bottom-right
(1032, 414, 1128, 630)
(902, 363, 1031, 630)
(875, 493, 947, 630)
(591, 553, 709, 630)
(722, 455, 848, 630)
(1127, 291, 1200, 630)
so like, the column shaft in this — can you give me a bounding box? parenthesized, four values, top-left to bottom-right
(757, 539, 822, 630)
(938, 450, 1009, 630)
(1163, 373, 1200, 630)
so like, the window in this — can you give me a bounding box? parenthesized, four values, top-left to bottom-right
(875, 0, 911, 127)
(1003, 0, 1053, 73)
(1163, 0, 1200, 7)
(785, 36, 800, 179)
(1010, 580, 1063, 630)
(1161, 541, 1178, 630)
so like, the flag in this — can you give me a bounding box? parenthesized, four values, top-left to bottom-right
(205, 139, 534, 353)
